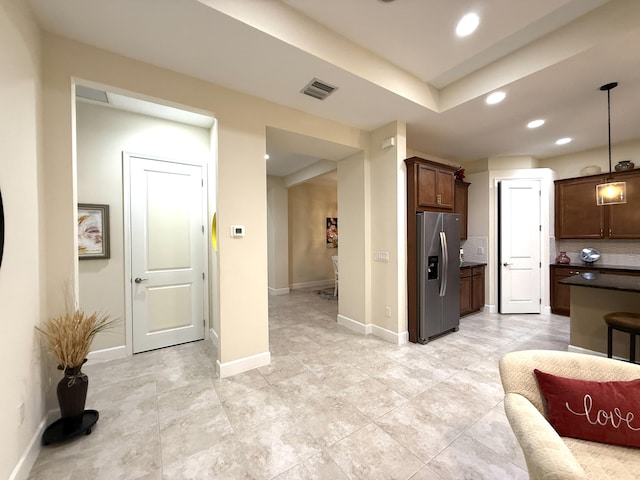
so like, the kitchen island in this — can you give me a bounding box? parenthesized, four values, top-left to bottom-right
(560, 273, 640, 358)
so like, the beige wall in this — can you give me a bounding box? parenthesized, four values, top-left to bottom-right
(75, 101, 212, 351)
(337, 152, 370, 327)
(287, 181, 337, 287)
(267, 176, 290, 293)
(0, 0, 44, 478)
(538, 138, 640, 180)
(370, 122, 407, 338)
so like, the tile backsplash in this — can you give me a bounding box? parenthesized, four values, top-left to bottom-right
(462, 236, 489, 264)
(552, 239, 640, 267)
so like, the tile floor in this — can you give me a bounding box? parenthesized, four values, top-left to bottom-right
(28, 288, 570, 479)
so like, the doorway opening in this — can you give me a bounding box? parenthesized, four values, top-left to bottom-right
(74, 83, 217, 358)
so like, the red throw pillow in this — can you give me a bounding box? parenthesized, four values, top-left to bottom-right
(534, 369, 640, 448)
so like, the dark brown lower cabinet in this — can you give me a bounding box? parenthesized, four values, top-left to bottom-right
(550, 265, 640, 316)
(460, 265, 485, 317)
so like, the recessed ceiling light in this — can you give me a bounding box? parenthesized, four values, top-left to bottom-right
(485, 91, 506, 105)
(556, 137, 572, 145)
(527, 119, 545, 129)
(264, 154, 270, 160)
(456, 13, 480, 37)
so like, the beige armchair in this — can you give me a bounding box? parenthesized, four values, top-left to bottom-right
(499, 350, 640, 480)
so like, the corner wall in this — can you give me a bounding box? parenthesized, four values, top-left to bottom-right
(0, 1, 44, 478)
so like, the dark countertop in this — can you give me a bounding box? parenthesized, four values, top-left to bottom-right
(560, 273, 640, 293)
(551, 262, 640, 273)
(460, 262, 486, 268)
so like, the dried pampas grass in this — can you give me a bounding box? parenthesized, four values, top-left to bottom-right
(36, 310, 117, 369)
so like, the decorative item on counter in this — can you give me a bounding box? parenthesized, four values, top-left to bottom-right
(580, 247, 601, 263)
(455, 167, 465, 181)
(580, 165, 601, 176)
(555, 251, 571, 264)
(615, 160, 635, 171)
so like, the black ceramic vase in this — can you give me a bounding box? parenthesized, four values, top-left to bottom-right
(56, 362, 88, 427)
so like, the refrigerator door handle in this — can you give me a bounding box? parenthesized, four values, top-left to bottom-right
(439, 231, 448, 297)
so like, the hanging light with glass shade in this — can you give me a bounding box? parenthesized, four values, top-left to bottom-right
(596, 82, 627, 206)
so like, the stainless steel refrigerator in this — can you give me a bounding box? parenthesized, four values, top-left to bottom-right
(416, 212, 461, 344)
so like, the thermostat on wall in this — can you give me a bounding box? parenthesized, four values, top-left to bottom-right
(230, 225, 245, 238)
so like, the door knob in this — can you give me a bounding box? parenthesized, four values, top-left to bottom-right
(134, 277, 148, 284)
(503, 262, 513, 267)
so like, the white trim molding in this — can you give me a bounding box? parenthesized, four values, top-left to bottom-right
(567, 344, 620, 359)
(268, 287, 290, 296)
(371, 324, 409, 345)
(337, 315, 408, 345)
(209, 328, 219, 349)
(10, 409, 58, 480)
(86, 345, 126, 364)
(216, 351, 271, 378)
(337, 314, 370, 335)
(289, 280, 334, 290)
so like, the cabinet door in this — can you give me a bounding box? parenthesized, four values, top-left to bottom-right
(454, 181, 470, 240)
(460, 269, 473, 316)
(550, 266, 577, 316)
(555, 177, 605, 239)
(607, 173, 640, 239)
(417, 164, 454, 210)
(471, 266, 485, 311)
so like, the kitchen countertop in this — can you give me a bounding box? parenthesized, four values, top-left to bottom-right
(560, 272, 640, 293)
(460, 262, 486, 268)
(551, 262, 640, 273)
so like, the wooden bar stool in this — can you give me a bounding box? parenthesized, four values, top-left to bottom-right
(604, 312, 640, 363)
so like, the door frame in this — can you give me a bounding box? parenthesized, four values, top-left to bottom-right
(498, 178, 542, 314)
(488, 169, 554, 314)
(123, 151, 210, 356)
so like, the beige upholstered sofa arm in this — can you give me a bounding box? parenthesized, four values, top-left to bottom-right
(504, 392, 587, 480)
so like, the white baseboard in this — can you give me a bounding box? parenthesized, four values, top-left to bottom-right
(290, 280, 334, 290)
(337, 314, 370, 335)
(209, 328, 219, 349)
(371, 324, 409, 345)
(567, 344, 619, 359)
(10, 409, 58, 480)
(542, 306, 551, 315)
(337, 315, 408, 345)
(268, 287, 290, 296)
(488, 304, 497, 313)
(86, 345, 126, 364)
(217, 351, 271, 378)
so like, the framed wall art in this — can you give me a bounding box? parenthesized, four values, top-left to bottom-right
(326, 217, 338, 248)
(78, 203, 110, 259)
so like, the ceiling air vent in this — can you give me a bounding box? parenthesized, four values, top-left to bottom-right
(301, 78, 338, 100)
(76, 85, 109, 103)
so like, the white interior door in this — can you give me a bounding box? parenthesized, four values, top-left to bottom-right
(129, 156, 205, 353)
(499, 179, 541, 314)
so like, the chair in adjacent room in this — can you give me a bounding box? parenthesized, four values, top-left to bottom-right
(331, 255, 339, 297)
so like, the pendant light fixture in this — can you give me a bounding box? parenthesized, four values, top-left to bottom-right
(596, 82, 626, 206)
